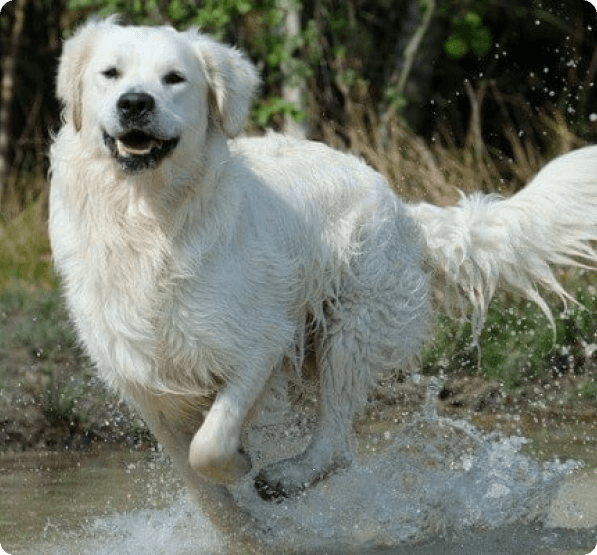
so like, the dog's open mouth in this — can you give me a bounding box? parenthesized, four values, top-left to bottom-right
(117, 130, 161, 156)
(103, 130, 179, 172)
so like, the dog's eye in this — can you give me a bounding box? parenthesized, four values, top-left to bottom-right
(102, 67, 120, 79)
(163, 71, 186, 85)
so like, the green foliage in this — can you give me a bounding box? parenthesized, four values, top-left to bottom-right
(65, 0, 255, 28)
(253, 96, 306, 128)
(66, 0, 156, 23)
(189, 0, 254, 39)
(444, 10, 492, 60)
(423, 274, 597, 390)
(383, 87, 409, 113)
(43, 371, 86, 424)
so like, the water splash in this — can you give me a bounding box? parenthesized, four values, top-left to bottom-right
(80, 497, 223, 555)
(233, 398, 578, 552)
(33, 497, 224, 555)
(32, 381, 579, 554)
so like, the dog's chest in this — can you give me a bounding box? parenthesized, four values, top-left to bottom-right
(51, 180, 303, 392)
(84, 236, 297, 393)
(156, 242, 299, 365)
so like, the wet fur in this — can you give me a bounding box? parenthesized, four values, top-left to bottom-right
(50, 17, 597, 504)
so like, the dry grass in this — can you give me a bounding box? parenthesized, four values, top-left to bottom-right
(0, 178, 54, 290)
(0, 103, 585, 291)
(320, 87, 585, 206)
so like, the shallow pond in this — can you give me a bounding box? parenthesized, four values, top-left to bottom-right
(2, 398, 597, 554)
(0, 448, 180, 552)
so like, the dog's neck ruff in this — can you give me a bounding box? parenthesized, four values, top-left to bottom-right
(103, 130, 179, 172)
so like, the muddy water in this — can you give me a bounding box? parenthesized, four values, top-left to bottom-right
(2, 400, 597, 554)
(0, 448, 180, 552)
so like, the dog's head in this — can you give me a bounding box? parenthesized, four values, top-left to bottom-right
(56, 17, 259, 172)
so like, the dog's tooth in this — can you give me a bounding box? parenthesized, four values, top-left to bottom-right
(116, 139, 129, 157)
(117, 139, 155, 157)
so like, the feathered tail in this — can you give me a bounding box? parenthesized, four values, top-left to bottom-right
(407, 145, 597, 345)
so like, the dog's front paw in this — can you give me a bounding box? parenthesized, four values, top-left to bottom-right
(189, 428, 252, 484)
(196, 447, 252, 485)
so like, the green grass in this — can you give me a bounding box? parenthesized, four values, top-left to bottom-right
(575, 380, 597, 403)
(0, 282, 89, 423)
(0, 282, 151, 445)
(11, 287, 76, 361)
(8, 289, 86, 424)
(43, 369, 87, 424)
(423, 271, 597, 391)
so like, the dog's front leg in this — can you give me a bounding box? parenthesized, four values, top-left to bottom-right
(188, 386, 252, 483)
(189, 362, 273, 484)
(127, 390, 270, 554)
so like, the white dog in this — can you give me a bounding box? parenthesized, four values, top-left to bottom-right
(50, 16, 597, 525)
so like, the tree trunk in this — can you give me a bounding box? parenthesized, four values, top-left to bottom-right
(281, 0, 308, 138)
(382, 0, 444, 133)
(0, 0, 28, 209)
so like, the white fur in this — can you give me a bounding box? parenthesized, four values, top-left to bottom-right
(409, 146, 597, 345)
(49, 18, 597, 506)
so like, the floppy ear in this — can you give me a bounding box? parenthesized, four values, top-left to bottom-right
(57, 17, 117, 131)
(188, 31, 260, 137)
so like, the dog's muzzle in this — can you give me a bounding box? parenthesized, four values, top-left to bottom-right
(103, 92, 179, 172)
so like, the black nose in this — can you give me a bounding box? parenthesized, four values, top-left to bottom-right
(117, 92, 155, 120)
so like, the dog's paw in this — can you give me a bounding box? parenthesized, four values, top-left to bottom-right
(254, 453, 351, 501)
(254, 472, 291, 502)
(254, 468, 304, 501)
(191, 446, 252, 485)
(254, 466, 309, 501)
(189, 412, 252, 485)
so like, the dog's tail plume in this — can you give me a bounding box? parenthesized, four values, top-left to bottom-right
(407, 145, 597, 345)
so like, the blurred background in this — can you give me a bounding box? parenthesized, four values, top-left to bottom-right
(2, 0, 597, 455)
(0, 1, 596, 234)
(2, 1, 597, 236)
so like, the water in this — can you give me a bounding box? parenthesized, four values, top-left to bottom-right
(242, 422, 571, 546)
(2, 390, 597, 555)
